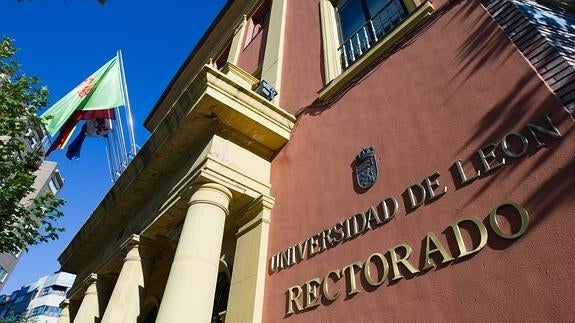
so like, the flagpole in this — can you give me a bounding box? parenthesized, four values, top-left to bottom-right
(114, 105, 129, 166)
(117, 50, 137, 158)
(112, 121, 124, 176)
(105, 140, 115, 183)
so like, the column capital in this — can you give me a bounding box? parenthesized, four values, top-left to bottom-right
(66, 273, 97, 302)
(83, 274, 98, 296)
(187, 182, 233, 215)
(119, 234, 141, 263)
(234, 194, 275, 235)
(57, 299, 71, 323)
(60, 298, 70, 308)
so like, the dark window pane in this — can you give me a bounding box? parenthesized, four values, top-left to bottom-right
(339, 0, 367, 40)
(367, 0, 391, 16)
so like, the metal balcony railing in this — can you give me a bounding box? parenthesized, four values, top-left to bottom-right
(338, 0, 408, 69)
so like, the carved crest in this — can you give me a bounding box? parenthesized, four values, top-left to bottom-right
(355, 147, 378, 189)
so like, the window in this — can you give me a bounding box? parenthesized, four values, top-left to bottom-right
(30, 305, 61, 317)
(30, 306, 44, 316)
(245, 1, 271, 46)
(0, 266, 8, 283)
(337, 0, 408, 68)
(26, 129, 38, 150)
(45, 306, 61, 317)
(39, 285, 67, 297)
(319, 0, 434, 99)
(213, 43, 232, 70)
(39, 287, 50, 297)
(48, 178, 59, 195)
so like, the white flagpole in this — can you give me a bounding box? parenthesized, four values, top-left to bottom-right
(117, 50, 138, 158)
(105, 139, 115, 183)
(114, 105, 129, 166)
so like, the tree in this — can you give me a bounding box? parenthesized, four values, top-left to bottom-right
(0, 36, 64, 254)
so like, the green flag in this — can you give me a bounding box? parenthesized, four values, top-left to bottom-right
(41, 56, 124, 136)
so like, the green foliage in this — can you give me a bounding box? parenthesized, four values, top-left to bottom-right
(0, 311, 23, 323)
(0, 36, 64, 254)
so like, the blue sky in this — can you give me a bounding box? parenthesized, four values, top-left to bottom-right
(1, 0, 226, 292)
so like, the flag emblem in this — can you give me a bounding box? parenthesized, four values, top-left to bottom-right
(76, 77, 95, 98)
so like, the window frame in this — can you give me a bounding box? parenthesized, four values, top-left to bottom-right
(243, 0, 272, 48)
(336, 0, 410, 68)
(319, 0, 434, 100)
(0, 266, 7, 283)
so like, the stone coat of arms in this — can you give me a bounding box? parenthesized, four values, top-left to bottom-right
(355, 147, 378, 189)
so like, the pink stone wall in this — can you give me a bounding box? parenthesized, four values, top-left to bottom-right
(264, 0, 575, 321)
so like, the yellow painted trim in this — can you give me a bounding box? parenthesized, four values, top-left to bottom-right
(318, 1, 434, 101)
(228, 15, 248, 65)
(201, 154, 272, 198)
(404, 0, 422, 13)
(260, 0, 287, 102)
(220, 62, 260, 90)
(206, 65, 296, 131)
(320, 0, 343, 82)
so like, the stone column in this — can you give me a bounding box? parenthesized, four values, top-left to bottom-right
(156, 183, 233, 323)
(73, 275, 99, 323)
(57, 299, 70, 323)
(101, 236, 146, 323)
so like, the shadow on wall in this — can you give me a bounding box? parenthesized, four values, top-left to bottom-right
(299, 0, 515, 119)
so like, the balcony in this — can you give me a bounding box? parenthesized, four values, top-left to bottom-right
(338, 0, 408, 69)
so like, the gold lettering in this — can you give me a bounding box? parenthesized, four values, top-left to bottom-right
(380, 197, 399, 221)
(286, 285, 303, 315)
(526, 114, 562, 149)
(304, 278, 322, 309)
(450, 217, 488, 258)
(352, 213, 367, 236)
(295, 239, 308, 262)
(407, 183, 426, 210)
(343, 218, 352, 240)
(366, 206, 382, 230)
(422, 232, 454, 270)
(320, 229, 333, 251)
(501, 132, 529, 158)
(478, 143, 506, 174)
(331, 222, 345, 243)
(363, 252, 389, 287)
(322, 269, 342, 302)
(388, 244, 420, 281)
(341, 262, 363, 296)
(489, 202, 529, 239)
(270, 254, 278, 273)
(280, 249, 291, 268)
(424, 172, 448, 201)
(290, 246, 297, 266)
(308, 235, 320, 257)
(454, 159, 480, 186)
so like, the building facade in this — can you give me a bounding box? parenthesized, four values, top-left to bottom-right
(57, 0, 575, 322)
(0, 132, 65, 292)
(0, 272, 75, 322)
